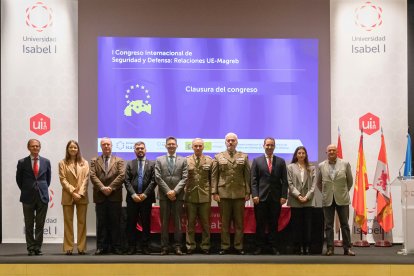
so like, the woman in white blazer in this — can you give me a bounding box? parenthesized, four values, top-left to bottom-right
(287, 146, 315, 255)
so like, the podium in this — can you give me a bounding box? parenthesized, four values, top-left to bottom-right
(396, 177, 414, 255)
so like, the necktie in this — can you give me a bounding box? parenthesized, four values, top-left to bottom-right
(267, 157, 272, 173)
(168, 156, 174, 172)
(104, 156, 109, 173)
(33, 157, 39, 178)
(138, 159, 143, 193)
(195, 156, 200, 167)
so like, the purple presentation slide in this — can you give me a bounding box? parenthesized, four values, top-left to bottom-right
(98, 37, 318, 161)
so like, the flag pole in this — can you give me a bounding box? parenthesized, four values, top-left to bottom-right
(375, 226, 392, 247)
(334, 126, 343, 247)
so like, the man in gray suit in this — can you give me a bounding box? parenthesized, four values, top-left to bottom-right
(212, 133, 251, 255)
(315, 144, 356, 256)
(155, 136, 188, 255)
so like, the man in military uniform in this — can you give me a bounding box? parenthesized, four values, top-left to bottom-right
(212, 133, 251, 255)
(185, 138, 213, 254)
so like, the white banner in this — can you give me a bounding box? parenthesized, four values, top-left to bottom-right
(331, 0, 407, 243)
(1, 0, 78, 242)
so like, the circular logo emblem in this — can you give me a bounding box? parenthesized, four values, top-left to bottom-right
(25, 1, 53, 32)
(354, 1, 383, 32)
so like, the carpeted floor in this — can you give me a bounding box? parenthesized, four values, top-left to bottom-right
(0, 238, 412, 264)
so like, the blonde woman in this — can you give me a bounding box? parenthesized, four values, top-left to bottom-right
(59, 140, 89, 255)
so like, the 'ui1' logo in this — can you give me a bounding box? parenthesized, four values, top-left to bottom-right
(359, 112, 380, 135)
(30, 113, 51, 136)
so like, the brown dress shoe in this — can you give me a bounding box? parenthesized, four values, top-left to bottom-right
(344, 249, 356, 256)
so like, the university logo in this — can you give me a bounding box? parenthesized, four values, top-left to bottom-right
(359, 112, 380, 135)
(354, 1, 383, 31)
(25, 1, 53, 32)
(123, 83, 152, 117)
(30, 113, 51, 136)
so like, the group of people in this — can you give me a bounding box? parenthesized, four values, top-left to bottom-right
(16, 134, 356, 257)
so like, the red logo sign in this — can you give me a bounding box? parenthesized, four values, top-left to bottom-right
(30, 113, 51, 136)
(359, 112, 380, 135)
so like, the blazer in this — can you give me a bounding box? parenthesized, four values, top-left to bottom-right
(16, 156, 51, 204)
(185, 154, 213, 204)
(155, 155, 188, 201)
(287, 163, 316, 207)
(211, 151, 251, 199)
(251, 154, 287, 202)
(124, 158, 156, 203)
(58, 159, 89, 205)
(315, 158, 353, 207)
(90, 155, 125, 203)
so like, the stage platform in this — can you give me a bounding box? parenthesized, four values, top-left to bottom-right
(0, 239, 413, 276)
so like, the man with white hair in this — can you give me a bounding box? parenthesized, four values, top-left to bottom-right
(212, 133, 251, 255)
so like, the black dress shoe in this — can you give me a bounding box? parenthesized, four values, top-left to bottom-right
(219, 249, 229, 255)
(186, 249, 194, 255)
(236, 249, 245, 255)
(201, 249, 210, 255)
(65, 250, 73, 255)
(142, 248, 151, 255)
(253, 248, 262, 255)
(160, 248, 169, 255)
(175, 248, 183, 255)
(28, 250, 35, 256)
(78, 251, 86, 255)
(35, 250, 43, 256)
(127, 248, 136, 255)
(112, 249, 123, 255)
(344, 249, 356, 256)
(94, 248, 106, 255)
(304, 246, 311, 255)
(272, 248, 280, 255)
(325, 248, 334, 256)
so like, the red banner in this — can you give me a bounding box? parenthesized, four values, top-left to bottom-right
(148, 206, 291, 233)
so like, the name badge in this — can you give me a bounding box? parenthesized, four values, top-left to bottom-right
(236, 157, 245, 165)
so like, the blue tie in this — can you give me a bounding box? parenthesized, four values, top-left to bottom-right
(138, 159, 143, 193)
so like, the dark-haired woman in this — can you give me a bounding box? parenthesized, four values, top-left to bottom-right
(58, 140, 89, 255)
(287, 146, 315, 255)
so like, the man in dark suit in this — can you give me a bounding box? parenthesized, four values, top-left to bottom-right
(16, 139, 51, 256)
(251, 137, 288, 255)
(155, 136, 188, 255)
(124, 141, 156, 255)
(90, 137, 125, 255)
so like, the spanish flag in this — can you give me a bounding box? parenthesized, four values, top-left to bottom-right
(352, 133, 368, 234)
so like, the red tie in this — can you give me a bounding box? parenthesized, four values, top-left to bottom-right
(267, 157, 272, 173)
(33, 157, 39, 178)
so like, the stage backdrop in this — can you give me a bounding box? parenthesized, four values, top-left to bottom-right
(1, 0, 78, 242)
(331, 0, 407, 243)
